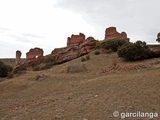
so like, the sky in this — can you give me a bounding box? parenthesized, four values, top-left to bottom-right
(0, 0, 160, 58)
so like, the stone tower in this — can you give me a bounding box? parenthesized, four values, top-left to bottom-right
(15, 50, 22, 66)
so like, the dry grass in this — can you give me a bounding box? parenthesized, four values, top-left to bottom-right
(0, 58, 26, 67)
(0, 51, 160, 120)
(66, 63, 87, 73)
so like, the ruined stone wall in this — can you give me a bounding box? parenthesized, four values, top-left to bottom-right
(26, 48, 43, 62)
(67, 33, 85, 46)
(105, 27, 128, 41)
(15, 50, 22, 66)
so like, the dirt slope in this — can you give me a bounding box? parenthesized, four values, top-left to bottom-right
(0, 51, 160, 120)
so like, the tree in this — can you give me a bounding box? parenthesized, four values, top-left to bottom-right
(0, 61, 13, 77)
(102, 39, 127, 52)
(117, 41, 154, 61)
(156, 33, 160, 43)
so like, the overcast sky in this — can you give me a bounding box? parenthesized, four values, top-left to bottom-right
(0, 0, 160, 58)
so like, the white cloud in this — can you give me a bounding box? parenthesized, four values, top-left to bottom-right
(0, 0, 160, 58)
(0, 0, 96, 58)
(56, 0, 160, 42)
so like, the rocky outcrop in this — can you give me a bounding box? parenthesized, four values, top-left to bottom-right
(15, 50, 22, 66)
(52, 34, 96, 63)
(53, 27, 130, 64)
(26, 48, 44, 63)
(105, 27, 129, 41)
(67, 33, 85, 46)
(52, 45, 79, 63)
(79, 37, 96, 56)
(13, 26, 130, 71)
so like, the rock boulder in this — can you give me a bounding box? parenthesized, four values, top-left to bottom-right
(52, 34, 96, 63)
(79, 37, 96, 56)
(52, 45, 79, 63)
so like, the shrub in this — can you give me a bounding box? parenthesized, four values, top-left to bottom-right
(7, 72, 14, 79)
(103, 39, 127, 52)
(66, 63, 86, 73)
(156, 33, 160, 43)
(95, 41, 102, 49)
(31, 55, 56, 71)
(33, 65, 40, 71)
(94, 50, 100, 55)
(86, 55, 90, 60)
(0, 61, 13, 77)
(81, 57, 86, 62)
(81, 55, 90, 62)
(104, 49, 113, 54)
(154, 50, 160, 57)
(41, 62, 56, 70)
(118, 41, 154, 61)
(31, 62, 37, 67)
(43, 55, 56, 63)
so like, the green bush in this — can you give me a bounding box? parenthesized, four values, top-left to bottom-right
(86, 55, 90, 60)
(33, 65, 40, 71)
(94, 50, 100, 55)
(41, 62, 56, 70)
(104, 49, 113, 54)
(95, 41, 102, 49)
(118, 41, 154, 61)
(81, 57, 86, 62)
(103, 39, 127, 52)
(32, 55, 56, 71)
(0, 61, 13, 77)
(81, 55, 90, 62)
(7, 72, 14, 79)
(43, 55, 56, 63)
(156, 33, 160, 43)
(154, 50, 160, 57)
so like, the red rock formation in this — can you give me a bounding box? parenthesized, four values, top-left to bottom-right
(52, 45, 79, 63)
(52, 35, 96, 63)
(51, 48, 62, 55)
(26, 47, 43, 63)
(13, 26, 131, 71)
(67, 33, 85, 46)
(79, 37, 96, 56)
(15, 50, 22, 66)
(105, 27, 128, 41)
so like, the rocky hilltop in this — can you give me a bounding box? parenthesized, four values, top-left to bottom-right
(14, 26, 129, 70)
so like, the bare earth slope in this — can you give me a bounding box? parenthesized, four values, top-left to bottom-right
(0, 51, 160, 120)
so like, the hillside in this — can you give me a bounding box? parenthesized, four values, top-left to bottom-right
(0, 58, 26, 67)
(0, 51, 160, 120)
